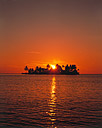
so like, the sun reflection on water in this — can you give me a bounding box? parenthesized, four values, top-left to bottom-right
(48, 76, 57, 127)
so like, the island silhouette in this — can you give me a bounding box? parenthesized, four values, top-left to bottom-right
(23, 64, 79, 75)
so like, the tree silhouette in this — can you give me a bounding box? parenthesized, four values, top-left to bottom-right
(24, 66, 28, 73)
(47, 64, 50, 69)
(65, 64, 69, 71)
(23, 63, 79, 75)
(62, 65, 64, 68)
(56, 64, 62, 73)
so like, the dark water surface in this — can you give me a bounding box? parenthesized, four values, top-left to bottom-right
(0, 74, 102, 128)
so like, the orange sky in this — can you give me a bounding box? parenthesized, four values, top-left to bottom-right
(0, 0, 102, 74)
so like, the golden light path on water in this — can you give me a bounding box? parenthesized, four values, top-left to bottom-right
(48, 77, 57, 128)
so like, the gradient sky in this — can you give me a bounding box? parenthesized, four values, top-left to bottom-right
(0, 0, 102, 74)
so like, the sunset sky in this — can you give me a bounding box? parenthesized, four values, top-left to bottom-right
(0, 0, 102, 74)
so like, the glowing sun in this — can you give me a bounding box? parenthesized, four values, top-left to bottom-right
(51, 65, 56, 69)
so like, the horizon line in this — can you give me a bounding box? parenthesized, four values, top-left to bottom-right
(0, 73, 102, 75)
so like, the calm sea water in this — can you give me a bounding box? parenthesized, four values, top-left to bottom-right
(0, 74, 102, 128)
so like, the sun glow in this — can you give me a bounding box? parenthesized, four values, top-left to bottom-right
(51, 65, 56, 70)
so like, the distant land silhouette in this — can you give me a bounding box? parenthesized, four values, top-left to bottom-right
(22, 64, 79, 75)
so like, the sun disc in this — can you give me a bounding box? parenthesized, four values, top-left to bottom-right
(51, 65, 56, 69)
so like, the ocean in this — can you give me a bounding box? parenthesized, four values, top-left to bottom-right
(0, 74, 102, 128)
